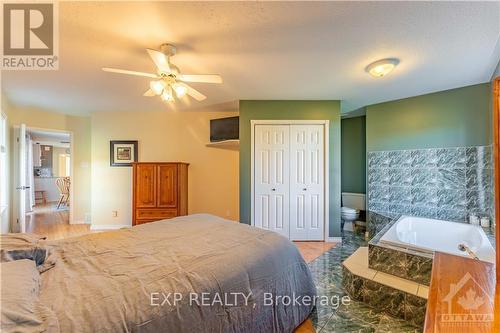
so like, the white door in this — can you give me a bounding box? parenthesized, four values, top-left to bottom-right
(289, 125, 325, 240)
(13, 124, 28, 233)
(254, 125, 290, 238)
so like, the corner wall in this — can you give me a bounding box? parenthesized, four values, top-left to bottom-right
(365, 83, 493, 236)
(239, 100, 342, 237)
(366, 83, 491, 151)
(341, 116, 366, 194)
(90, 110, 239, 228)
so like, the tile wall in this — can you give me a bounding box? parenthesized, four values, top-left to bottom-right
(367, 146, 493, 224)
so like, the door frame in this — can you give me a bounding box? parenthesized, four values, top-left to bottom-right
(13, 125, 75, 226)
(493, 76, 499, 282)
(250, 119, 330, 241)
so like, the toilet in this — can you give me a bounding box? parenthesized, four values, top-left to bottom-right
(341, 192, 366, 231)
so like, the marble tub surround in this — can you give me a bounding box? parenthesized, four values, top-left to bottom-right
(307, 231, 420, 333)
(367, 145, 493, 224)
(368, 242, 433, 285)
(342, 247, 428, 328)
(368, 216, 433, 285)
(366, 211, 399, 239)
(368, 215, 496, 285)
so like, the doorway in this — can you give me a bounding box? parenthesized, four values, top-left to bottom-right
(13, 126, 74, 235)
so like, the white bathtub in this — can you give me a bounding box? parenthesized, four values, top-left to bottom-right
(379, 216, 495, 263)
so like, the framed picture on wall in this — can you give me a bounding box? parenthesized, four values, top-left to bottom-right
(110, 140, 138, 167)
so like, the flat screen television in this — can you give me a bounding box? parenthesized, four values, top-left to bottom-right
(210, 116, 239, 142)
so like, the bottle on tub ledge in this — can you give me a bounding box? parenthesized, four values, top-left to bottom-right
(469, 214, 480, 225)
(480, 216, 490, 228)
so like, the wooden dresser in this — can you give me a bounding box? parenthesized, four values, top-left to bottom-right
(132, 162, 189, 225)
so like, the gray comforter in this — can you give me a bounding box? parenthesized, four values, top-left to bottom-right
(39, 214, 316, 333)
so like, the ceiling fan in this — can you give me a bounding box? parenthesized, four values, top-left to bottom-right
(102, 43, 222, 102)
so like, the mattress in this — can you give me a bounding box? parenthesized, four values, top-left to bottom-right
(38, 214, 316, 332)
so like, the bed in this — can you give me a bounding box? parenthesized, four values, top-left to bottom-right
(1, 214, 316, 333)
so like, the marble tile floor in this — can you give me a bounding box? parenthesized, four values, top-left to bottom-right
(307, 231, 421, 333)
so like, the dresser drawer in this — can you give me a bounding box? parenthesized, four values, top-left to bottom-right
(136, 208, 178, 220)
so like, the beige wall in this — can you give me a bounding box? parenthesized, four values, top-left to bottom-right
(52, 146, 70, 177)
(1, 95, 239, 230)
(91, 111, 239, 227)
(3, 103, 91, 226)
(1, 94, 12, 233)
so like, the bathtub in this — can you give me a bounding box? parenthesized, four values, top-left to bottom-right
(379, 215, 495, 263)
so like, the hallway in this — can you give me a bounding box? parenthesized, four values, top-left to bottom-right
(26, 203, 90, 240)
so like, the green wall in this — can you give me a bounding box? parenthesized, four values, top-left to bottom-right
(366, 83, 492, 151)
(341, 116, 366, 193)
(239, 100, 342, 237)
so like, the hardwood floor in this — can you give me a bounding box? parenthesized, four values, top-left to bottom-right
(294, 241, 336, 263)
(293, 241, 336, 333)
(26, 202, 90, 240)
(24, 206, 332, 333)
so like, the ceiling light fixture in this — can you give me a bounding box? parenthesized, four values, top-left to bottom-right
(173, 83, 187, 98)
(150, 80, 166, 95)
(365, 58, 399, 78)
(161, 87, 174, 102)
(103, 43, 222, 103)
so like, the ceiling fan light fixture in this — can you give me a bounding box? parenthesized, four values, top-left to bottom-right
(161, 88, 174, 102)
(365, 58, 399, 78)
(173, 83, 187, 98)
(103, 44, 220, 103)
(150, 80, 166, 95)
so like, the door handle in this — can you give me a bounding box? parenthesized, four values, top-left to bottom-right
(16, 186, 30, 190)
(271, 188, 276, 191)
(302, 188, 307, 191)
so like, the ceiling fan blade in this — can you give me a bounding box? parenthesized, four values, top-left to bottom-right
(143, 89, 156, 97)
(178, 74, 223, 84)
(146, 49, 171, 73)
(179, 83, 206, 101)
(102, 67, 158, 78)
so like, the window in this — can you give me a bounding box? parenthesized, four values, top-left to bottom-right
(0, 113, 7, 211)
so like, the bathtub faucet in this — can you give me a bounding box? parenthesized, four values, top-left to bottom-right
(457, 243, 479, 260)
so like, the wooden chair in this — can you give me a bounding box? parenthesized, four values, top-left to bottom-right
(55, 177, 70, 209)
(34, 190, 47, 205)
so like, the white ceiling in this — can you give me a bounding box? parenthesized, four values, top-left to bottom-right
(29, 129, 70, 148)
(2, 1, 500, 115)
(30, 129, 70, 141)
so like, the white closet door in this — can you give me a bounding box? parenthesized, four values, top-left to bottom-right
(289, 125, 325, 240)
(254, 125, 290, 238)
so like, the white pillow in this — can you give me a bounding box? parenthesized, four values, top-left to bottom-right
(1, 259, 58, 333)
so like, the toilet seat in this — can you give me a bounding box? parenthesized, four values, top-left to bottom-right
(341, 207, 359, 214)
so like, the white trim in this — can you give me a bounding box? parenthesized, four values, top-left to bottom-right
(250, 119, 331, 241)
(250, 120, 330, 125)
(90, 224, 130, 231)
(324, 121, 330, 242)
(68, 131, 75, 224)
(19, 126, 76, 224)
(327, 237, 342, 243)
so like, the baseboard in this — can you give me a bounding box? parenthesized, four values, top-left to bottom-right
(90, 224, 130, 231)
(326, 237, 342, 243)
